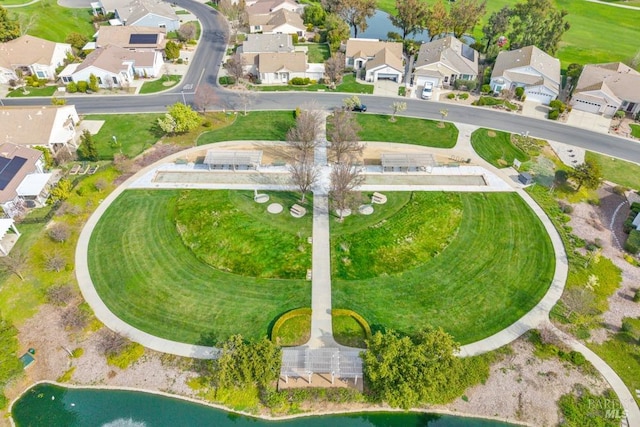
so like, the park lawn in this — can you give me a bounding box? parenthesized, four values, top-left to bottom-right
(6, 86, 57, 97)
(197, 111, 295, 144)
(332, 192, 555, 344)
(138, 75, 181, 94)
(296, 43, 330, 63)
(355, 114, 458, 148)
(83, 113, 164, 159)
(332, 192, 462, 279)
(331, 192, 412, 236)
(333, 315, 367, 348)
(585, 151, 640, 190)
(11, 2, 94, 43)
(88, 190, 310, 343)
(631, 124, 640, 139)
(175, 190, 312, 279)
(471, 128, 529, 168)
(272, 314, 310, 346)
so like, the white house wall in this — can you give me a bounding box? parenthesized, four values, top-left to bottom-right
(49, 106, 80, 148)
(72, 65, 133, 88)
(269, 23, 304, 36)
(365, 65, 402, 83)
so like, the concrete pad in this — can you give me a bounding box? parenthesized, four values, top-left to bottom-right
(78, 120, 105, 136)
(522, 100, 550, 120)
(566, 110, 612, 134)
(547, 140, 585, 167)
(373, 79, 399, 97)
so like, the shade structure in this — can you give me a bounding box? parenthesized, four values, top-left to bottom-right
(381, 152, 436, 172)
(203, 150, 263, 171)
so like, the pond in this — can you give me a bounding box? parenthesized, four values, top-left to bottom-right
(352, 10, 474, 45)
(13, 383, 520, 427)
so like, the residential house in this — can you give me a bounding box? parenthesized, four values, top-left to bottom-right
(0, 35, 71, 84)
(0, 105, 79, 153)
(59, 44, 164, 87)
(248, 9, 305, 36)
(344, 38, 404, 82)
(257, 51, 323, 83)
(238, 33, 295, 75)
(0, 143, 52, 218)
(490, 45, 561, 105)
(570, 62, 640, 116)
(114, 0, 180, 31)
(413, 36, 478, 89)
(246, 0, 303, 15)
(95, 26, 167, 51)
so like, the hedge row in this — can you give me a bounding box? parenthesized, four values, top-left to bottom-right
(332, 308, 372, 339)
(270, 307, 312, 341)
(625, 229, 640, 254)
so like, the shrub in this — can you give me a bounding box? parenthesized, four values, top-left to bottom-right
(71, 347, 84, 358)
(549, 99, 566, 113)
(555, 169, 569, 185)
(613, 185, 628, 196)
(615, 109, 625, 119)
(218, 76, 235, 85)
(77, 81, 88, 93)
(291, 33, 298, 43)
(66, 82, 78, 93)
(458, 93, 469, 100)
(465, 80, 477, 91)
(447, 93, 455, 99)
(624, 229, 640, 254)
(46, 285, 75, 306)
(634, 289, 640, 303)
(548, 109, 559, 120)
(481, 84, 491, 94)
(48, 222, 71, 242)
(515, 87, 524, 98)
(289, 77, 311, 85)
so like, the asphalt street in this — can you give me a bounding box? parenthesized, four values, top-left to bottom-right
(3, 0, 640, 164)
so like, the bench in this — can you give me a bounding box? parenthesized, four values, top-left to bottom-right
(88, 165, 99, 175)
(371, 192, 387, 204)
(290, 204, 307, 218)
(68, 164, 82, 175)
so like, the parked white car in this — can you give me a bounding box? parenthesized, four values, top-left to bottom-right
(422, 83, 434, 100)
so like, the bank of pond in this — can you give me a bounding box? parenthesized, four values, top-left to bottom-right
(12, 383, 520, 427)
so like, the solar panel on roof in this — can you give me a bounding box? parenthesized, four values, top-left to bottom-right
(461, 43, 475, 62)
(0, 158, 11, 172)
(129, 34, 158, 44)
(0, 156, 28, 190)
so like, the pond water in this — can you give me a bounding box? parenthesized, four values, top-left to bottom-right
(13, 383, 519, 427)
(352, 10, 474, 45)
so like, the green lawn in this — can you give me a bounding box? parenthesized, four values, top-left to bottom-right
(254, 74, 373, 94)
(585, 151, 640, 190)
(631, 124, 640, 138)
(88, 190, 311, 343)
(83, 113, 164, 159)
(175, 191, 312, 279)
(354, 114, 458, 148)
(197, 111, 295, 144)
(336, 74, 374, 94)
(138, 75, 181, 94)
(11, 2, 94, 42)
(272, 314, 310, 346)
(332, 192, 555, 344)
(296, 42, 330, 63)
(6, 86, 57, 97)
(471, 128, 529, 168)
(333, 315, 367, 348)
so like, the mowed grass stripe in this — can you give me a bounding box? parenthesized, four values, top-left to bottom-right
(332, 192, 555, 344)
(88, 190, 310, 343)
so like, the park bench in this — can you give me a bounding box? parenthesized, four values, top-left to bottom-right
(68, 164, 82, 175)
(290, 204, 307, 218)
(88, 165, 99, 175)
(371, 192, 387, 204)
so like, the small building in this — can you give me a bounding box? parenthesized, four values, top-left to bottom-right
(518, 172, 534, 185)
(203, 150, 263, 170)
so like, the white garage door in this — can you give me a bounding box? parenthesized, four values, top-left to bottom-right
(415, 76, 438, 88)
(525, 91, 553, 104)
(603, 105, 618, 116)
(377, 73, 398, 82)
(573, 99, 602, 114)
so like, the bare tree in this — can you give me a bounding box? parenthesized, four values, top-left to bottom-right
(97, 329, 129, 356)
(286, 108, 324, 162)
(236, 83, 255, 115)
(44, 252, 67, 272)
(562, 287, 596, 320)
(60, 305, 88, 331)
(0, 249, 27, 280)
(48, 222, 71, 243)
(194, 84, 219, 114)
(390, 101, 407, 122)
(327, 110, 363, 163)
(324, 52, 346, 86)
(177, 22, 197, 42)
(224, 52, 245, 83)
(289, 160, 319, 203)
(113, 153, 136, 174)
(330, 162, 364, 221)
(94, 178, 108, 192)
(46, 284, 76, 306)
(18, 14, 37, 36)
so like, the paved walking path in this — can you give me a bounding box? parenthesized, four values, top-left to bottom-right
(586, 0, 640, 9)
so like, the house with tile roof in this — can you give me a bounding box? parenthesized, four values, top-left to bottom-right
(256, 51, 323, 84)
(344, 39, 404, 82)
(248, 9, 305, 36)
(0, 35, 71, 85)
(490, 45, 561, 105)
(0, 105, 79, 153)
(413, 36, 478, 89)
(59, 44, 164, 88)
(246, 0, 302, 16)
(115, 0, 180, 30)
(570, 62, 640, 117)
(238, 33, 295, 75)
(0, 143, 52, 218)
(95, 26, 167, 51)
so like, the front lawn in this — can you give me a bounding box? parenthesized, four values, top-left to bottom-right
(88, 190, 311, 343)
(585, 151, 640, 190)
(253, 74, 373, 94)
(332, 192, 555, 344)
(138, 75, 181, 94)
(83, 114, 164, 159)
(11, 3, 94, 43)
(471, 128, 529, 168)
(336, 74, 374, 94)
(197, 111, 295, 144)
(631, 124, 640, 138)
(6, 86, 58, 97)
(296, 43, 330, 63)
(354, 114, 458, 148)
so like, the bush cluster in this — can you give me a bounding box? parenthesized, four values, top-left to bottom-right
(548, 99, 567, 120)
(624, 229, 640, 254)
(623, 202, 640, 233)
(289, 77, 314, 86)
(218, 76, 235, 85)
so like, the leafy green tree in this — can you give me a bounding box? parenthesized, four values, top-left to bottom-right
(325, 13, 350, 52)
(336, 0, 376, 38)
(157, 102, 201, 134)
(425, 0, 447, 41)
(571, 160, 602, 191)
(448, 0, 486, 39)
(390, 0, 428, 41)
(0, 6, 20, 42)
(34, 146, 54, 169)
(77, 129, 98, 161)
(165, 40, 180, 60)
(88, 74, 99, 92)
(508, 0, 570, 54)
(363, 328, 480, 409)
(303, 2, 327, 26)
(50, 178, 73, 203)
(481, 6, 511, 53)
(65, 32, 89, 50)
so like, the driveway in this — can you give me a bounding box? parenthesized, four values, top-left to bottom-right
(57, 0, 92, 8)
(522, 101, 550, 120)
(566, 110, 612, 134)
(373, 79, 399, 97)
